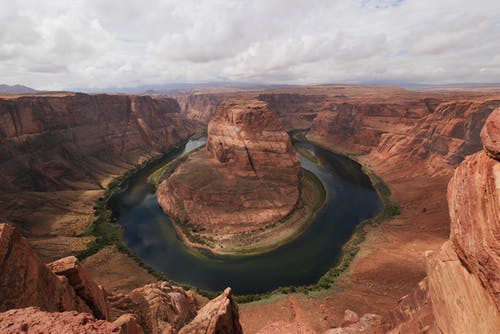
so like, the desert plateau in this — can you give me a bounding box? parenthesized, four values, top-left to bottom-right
(1, 1, 499, 333)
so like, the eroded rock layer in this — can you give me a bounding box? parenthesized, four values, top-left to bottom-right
(0, 223, 243, 334)
(158, 99, 300, 246)
(378, 108, 500, 333)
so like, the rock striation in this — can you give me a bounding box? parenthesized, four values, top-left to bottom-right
(158, 98, 301, 251)
(0, 93, 194, 193)
(378, 108, 500, 333)
(48, 256, 111, 320)
(448, 107, 500, 308)
(0, 223, 91, 314)
(109, 282, 200, 334)
(0, 222, 244, 334)
(0, 307, 123, 334)
(178, 288, 243, 334)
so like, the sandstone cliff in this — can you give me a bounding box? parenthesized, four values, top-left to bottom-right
(258, 93, 328, 130)
(176, 94, 223, 124)
(371, 108, 500, 333)
(0, 93, 194, 193)
(0, 93, 194, 267)
(157, 98, 301, 251)
(0, 223, 244, 334)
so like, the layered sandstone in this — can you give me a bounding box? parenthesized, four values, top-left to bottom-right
(109, 282, 200, 334)
(378, 109, 500, 333)
(48, 256, 111, 320)
(178, 288, 243, 334)
(0, 223, 244, 334)
(0, 223, 90, 314)
(0, 307, 124, 334)
(0, 93, 194, 274)
(158, 99, 301, 251)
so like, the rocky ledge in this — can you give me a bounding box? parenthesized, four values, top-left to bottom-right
(0, 222, 243, 334)
(331, 108, 500, 333)
(157, 98, 311, 253)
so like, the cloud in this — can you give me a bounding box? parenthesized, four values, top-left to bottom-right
(0, 0, 499, 90)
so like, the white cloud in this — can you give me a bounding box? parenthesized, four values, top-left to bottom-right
(1, 0, 499, 89)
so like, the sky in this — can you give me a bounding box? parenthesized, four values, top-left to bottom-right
(1, 0, 499, 90)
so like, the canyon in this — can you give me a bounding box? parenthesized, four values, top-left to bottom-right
(0, 86, 499, 333)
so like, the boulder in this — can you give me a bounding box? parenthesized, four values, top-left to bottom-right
(109, 282, 199, 334)
(179, 288, 243, 334)
(48, 256, 110, 320)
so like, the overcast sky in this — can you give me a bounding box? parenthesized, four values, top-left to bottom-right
(1, 0, 499, 90)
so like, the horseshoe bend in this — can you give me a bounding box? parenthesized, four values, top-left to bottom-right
(1, 2, 500, 332)
(1, 86, 499, 333)
(157, 98, 326, 254)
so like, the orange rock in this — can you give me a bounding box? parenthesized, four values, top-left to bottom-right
(158, 98, 300, 245)
(179, 288, 243, 334)
(109, 282, 199, 334)
(0, 223, 90, 314)
(448, 150, 500, 308)
(256, 320, 317, 334)
(48, 256, 110, 320)
(481, 108, 500, 160)
(113, 313, 145, 334)
(0, 307, 122, 334)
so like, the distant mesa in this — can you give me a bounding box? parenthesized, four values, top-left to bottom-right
(157, 98, 310, 253)
(0, 84, 37, 94)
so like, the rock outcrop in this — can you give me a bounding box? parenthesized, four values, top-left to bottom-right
(258, 93, 328, 130)
(0, 223, 244, 334)
(0, 93, 194, 193)
(378, 108, 500, 333)
(176, 94, 223, 124)
(0, 307, 123, 334)
(178, 288, 243, 334)
(0, 93, 194, 265)
(48, 256, 111, 320)
(158, 98, 301, 251)
(0, 223, 90, 314)
(109, 282, 200, 334)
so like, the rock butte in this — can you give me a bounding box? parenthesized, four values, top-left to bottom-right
(157, 98, 302, 252)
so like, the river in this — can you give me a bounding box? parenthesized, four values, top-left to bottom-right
(110, 136, 382, 294)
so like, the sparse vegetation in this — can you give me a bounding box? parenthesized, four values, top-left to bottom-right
(77, 132, 400, 304)
(294, 144, 318, 163)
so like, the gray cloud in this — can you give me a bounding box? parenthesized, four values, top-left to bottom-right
(1, 0, 499, 90)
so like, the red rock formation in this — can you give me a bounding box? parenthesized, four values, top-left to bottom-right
(0, 92, 194, 266)
(114, 313, 145, 334)
(324, 311, 381, 334)
(377, 108, 500, 333)
(206, 98, 300, 180)
(0, 223, 90, 314)
(176, 94, 223, 123)
(0, 222, 244, 334)
(481, 107, 500, 160)
(256, 321, 317, 334)
(448, 107, 500, 308)
(158, 99, 300, 249)
(309, 100, 437, 154)
(0, 307, 123, 334)
(0, 93, 194, 192)
(258, 93, 328, 130)
(109, 282, 200, 334)
(48, 256, 111, 320)
(178, 288, 243, 334)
